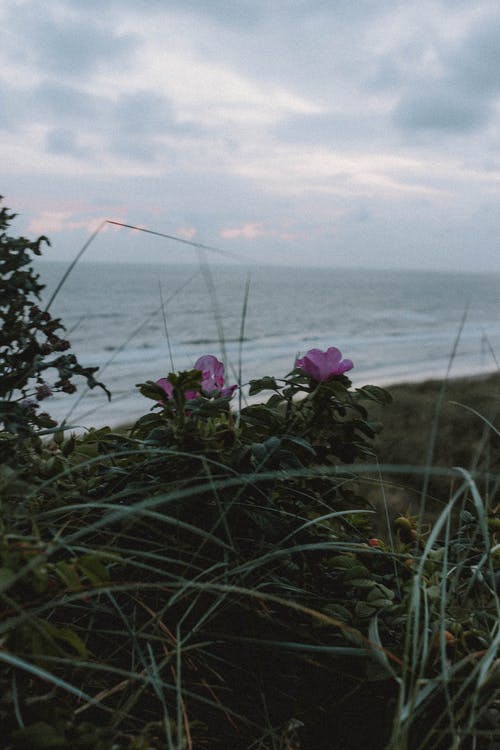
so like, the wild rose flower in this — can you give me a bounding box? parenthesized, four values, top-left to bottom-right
(156, 355, 236, 403)
(195, 355, 225, 393)
(156, 377, 174, 400)
(295, 347, 353, 382)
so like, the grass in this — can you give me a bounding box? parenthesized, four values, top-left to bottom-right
(367, 372, 500, 520)
(1, 212, 499, 749)
(2, 374, 498, 749)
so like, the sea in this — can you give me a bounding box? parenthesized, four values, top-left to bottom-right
(34, 260, 500, 429)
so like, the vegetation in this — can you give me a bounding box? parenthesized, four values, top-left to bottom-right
(0, 201, 499, 749)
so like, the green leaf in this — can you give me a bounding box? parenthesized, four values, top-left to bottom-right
(78, 554, 110, 585)
(251, 436, 281, 465)
(266, 393, 285, 409)
(53, 627, 90, 658)
(0, 566, 15, 593)
(356, 385, 393, 405)
(282, 434, 317, 455)
(248, 376, 279, 395)
(355, 601, 377, 619)
(343, 564, 371, 581)
(328, 554, 358, 570)
(137, 380, 168, 402)
(54, 561, 82, 591)
(349, 578, 376, 589)
(367, 584, 395, 603)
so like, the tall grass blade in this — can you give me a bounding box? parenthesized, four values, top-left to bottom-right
(44, 219, 107, 311)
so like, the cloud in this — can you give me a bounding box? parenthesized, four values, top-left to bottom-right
(391, 10, 500, 134)
(45, 128, 88, 157)
(219, 221, 305, 242)
(226, 145, 441, 198)
(175, 226, 198, 240)
(34, 82, 104, 122)
(451, 15, 500, 93)
(113, 91, 177, 136)
(5, 3, 139, 77)
(0, 84, 27, 132)
(63, 0, 267, 27)
(393, 86, 490, 133)
(4, 0, 500, 271)
(25, 210, 106, 235)
(219, 223, 267, 240)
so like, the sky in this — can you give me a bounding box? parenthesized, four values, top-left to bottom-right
(3, 0, 500, 270)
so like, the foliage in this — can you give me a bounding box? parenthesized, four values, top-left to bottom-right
(0, 205, 498, 749)
(0, 198, 108, 453)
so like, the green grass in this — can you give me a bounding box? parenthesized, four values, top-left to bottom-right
(366, 372, 500, 519)
(1, 378, 499, 749)
(1, 206, 499, 749)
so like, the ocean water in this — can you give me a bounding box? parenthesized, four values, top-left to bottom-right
(34, 260, 500, 428)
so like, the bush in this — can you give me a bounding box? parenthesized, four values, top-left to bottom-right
(0, 202, 498, 750)
(0, 198, 107, 453)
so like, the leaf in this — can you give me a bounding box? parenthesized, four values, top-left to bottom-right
(351, 419, 377, 439)
(266, 393, 285, 409)
(355, 601, 377, 619)
(251, 436, 281, 465)
(349, 578, 377, 589)
(343, 564, 371, 581)
(368, 615, 397, 680)
(426, 584, 441, 600)
(54, 561, 82, 591)
(328, 554, 358, 570)
(282, 435, 317, 456)
(356, 385, 393, 405)
(78, 554, 110, 585)
(0, 566, 15, 593)
(37, 620, 88, 658)
(248, 376, 279, 396)
(137, 380, 167, 402)
(241, 404, 281, 430)
(367, 584, 395, 603)
(53, 627, 89, 658)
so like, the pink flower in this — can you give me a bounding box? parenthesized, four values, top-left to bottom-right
(155, 355, 237, 404)
(295, 347, 353, 382)
(156, 377, 173, 400)
(194, 355, 226, 394)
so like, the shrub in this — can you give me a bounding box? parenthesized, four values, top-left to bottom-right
(0, 198, 107, 455)
(0, 202, 498, 750)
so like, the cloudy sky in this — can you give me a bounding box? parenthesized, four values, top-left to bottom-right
(3, 0, 500, 270)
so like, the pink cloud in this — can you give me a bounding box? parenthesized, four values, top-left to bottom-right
(25, 211, 130, 236)
(219, 221, 306, 242)
(26, 211, 106, 235)
(220, 222, 267, 240)
(176, 226, 198, 240)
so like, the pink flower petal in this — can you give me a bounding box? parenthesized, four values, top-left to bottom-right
(156, 377, 173, 399)
(184, 389, 201, 400)
(156, 355, 237, 406)
(220, 384, 238, 398)
(295, 347, 354, 382)
(194, 354, 226, 393)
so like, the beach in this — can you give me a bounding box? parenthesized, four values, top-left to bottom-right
(36, 260, 500, 430)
